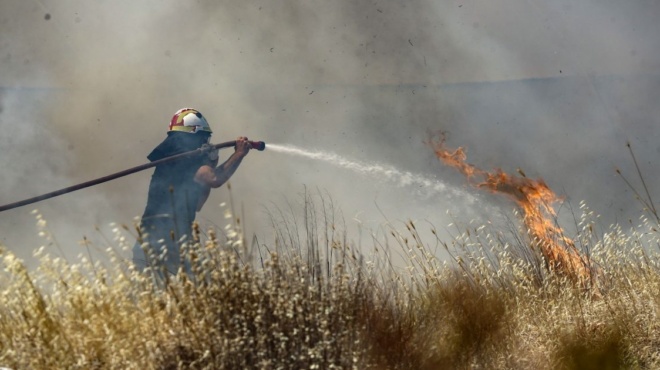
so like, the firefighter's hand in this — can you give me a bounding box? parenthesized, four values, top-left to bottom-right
(235, 136, 251, 157)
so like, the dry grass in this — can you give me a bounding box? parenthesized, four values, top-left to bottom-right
(1, 197, 660, 369)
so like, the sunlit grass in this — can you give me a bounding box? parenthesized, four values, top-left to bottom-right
(1, 195, 660, 369)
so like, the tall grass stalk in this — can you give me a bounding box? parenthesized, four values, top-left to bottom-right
(1, 195, 660, 369)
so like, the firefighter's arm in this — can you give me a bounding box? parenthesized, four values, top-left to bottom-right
(194, 137, 251, 189)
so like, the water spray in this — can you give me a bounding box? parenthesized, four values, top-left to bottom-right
(267, 143, 477, 203)
(0, 140, 266, 212)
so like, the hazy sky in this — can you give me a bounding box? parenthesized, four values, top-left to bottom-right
(1, 0, 659, 266)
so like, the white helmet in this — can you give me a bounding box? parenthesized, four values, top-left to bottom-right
(168, 108, 212, 134)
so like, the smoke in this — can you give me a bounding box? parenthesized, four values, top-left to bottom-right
(1, 0, 659, 266)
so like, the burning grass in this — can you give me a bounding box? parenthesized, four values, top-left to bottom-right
(428, 136, 597, 287)
(2, 193, 660, 368)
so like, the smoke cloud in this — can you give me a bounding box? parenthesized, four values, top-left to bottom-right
(1, 0, 659, 266)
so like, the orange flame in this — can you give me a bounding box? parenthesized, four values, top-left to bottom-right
(430, 136, 595, 286)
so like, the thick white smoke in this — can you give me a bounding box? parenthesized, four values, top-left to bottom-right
(1, 0, 659, 266)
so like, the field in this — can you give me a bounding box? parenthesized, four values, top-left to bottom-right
(1, 189, 660, 370)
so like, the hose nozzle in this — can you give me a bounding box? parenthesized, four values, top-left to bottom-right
(249, 141, 266, 151)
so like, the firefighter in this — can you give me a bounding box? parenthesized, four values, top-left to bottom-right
(132, 108, 251, 274)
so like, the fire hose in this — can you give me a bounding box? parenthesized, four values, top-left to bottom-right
(0, 140, 266, 213)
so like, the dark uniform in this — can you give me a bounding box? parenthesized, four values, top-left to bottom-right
(132, 131, 213, 274)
